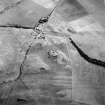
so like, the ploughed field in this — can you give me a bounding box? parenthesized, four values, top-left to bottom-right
(0, 0, 105, 105)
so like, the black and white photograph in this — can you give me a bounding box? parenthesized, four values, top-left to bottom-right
(0, 0, 105, 105)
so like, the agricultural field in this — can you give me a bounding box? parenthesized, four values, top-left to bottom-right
(0, 0, 105, 105)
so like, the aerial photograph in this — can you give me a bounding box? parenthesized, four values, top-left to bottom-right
(0, 0, 105, 105)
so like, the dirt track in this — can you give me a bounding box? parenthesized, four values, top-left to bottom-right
(0, 0, 105, 105)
